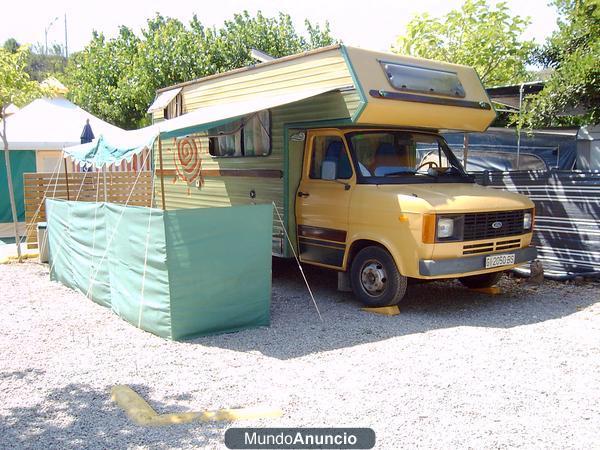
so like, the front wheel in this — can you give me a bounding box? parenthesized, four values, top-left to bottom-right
(459, 271, 503, 289)
(350, 246, 407, 307)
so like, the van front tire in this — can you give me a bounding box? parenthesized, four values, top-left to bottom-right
(350, 246, 407, 307)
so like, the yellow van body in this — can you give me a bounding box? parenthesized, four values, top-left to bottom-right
(295, 128, 535, 280)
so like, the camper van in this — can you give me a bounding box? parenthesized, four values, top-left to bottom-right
(150, 45, 537, 307)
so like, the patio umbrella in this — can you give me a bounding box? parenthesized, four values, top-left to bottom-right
(80, 118, 95, 144)
(80, 119, 95, 172)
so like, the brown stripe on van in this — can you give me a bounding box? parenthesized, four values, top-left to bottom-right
(297, 225, 347, 243)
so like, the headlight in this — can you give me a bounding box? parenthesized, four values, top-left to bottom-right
(523, 212, 532, 230)
(422, 214, 464, 243)
(437, 218, 455, 238)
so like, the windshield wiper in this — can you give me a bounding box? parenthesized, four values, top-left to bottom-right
(438, 167, 470, 178)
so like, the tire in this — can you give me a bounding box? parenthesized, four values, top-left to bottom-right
(350, 246, 407, 307)
(459, 271, 504, 289)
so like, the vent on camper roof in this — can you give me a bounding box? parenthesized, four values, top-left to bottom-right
(380, 60, 466, 98)
(251, 49, 275, 63)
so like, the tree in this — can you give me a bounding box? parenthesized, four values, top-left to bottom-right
(26, 42, 68, 81)
(0, 47, 43, 261)
(519, 0, 599, 128)
(3, 38, 20, 53)
(394, 0, 535, 87)
(205, 11, 334, 72)
(65, 11, 337, 129)
(3, 38, 68, 82)
(67, 27, 142, 129)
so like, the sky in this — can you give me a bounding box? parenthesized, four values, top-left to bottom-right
(1, 0, 559, 54)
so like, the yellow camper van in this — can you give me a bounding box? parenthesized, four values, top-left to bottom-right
(151, 45, 537, 306)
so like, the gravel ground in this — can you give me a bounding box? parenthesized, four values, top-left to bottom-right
(0, 260, 598, 449)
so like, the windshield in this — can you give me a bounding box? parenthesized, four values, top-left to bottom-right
(345, 131, 471, 183)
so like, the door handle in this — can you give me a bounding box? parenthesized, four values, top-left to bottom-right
(297, 191, 310, 198)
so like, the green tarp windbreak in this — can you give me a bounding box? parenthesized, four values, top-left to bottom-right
(46, 199, 272, 340)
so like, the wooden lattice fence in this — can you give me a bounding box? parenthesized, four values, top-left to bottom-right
(23, 171, 153, 248)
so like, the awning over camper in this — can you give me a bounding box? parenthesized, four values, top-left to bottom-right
(159, 86, 337, 139)
(63, 86, 337, 167)
(147, 87, 182, 113)
(63, 126, 159, 167)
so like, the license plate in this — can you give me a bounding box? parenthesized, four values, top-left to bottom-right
(485, 253, 515, 268)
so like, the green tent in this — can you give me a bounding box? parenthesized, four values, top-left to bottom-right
(0, 150, 35, 224)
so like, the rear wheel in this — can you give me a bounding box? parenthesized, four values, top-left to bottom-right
(350, 246, 407, 307)
(459, 271, 503, 289)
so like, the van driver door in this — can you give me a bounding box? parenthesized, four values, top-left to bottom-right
(295, 129, 355, 268)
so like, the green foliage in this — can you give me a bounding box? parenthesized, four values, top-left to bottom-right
(519, 0, 600, 128)
(394, 0, 535, 86)
(26, 43, 68, 81)
(65, 11, 337, 129)
(3, 38, 19, 53)
(0, 46, 42, 113)
(67, 28, 142, 129)
(2, 38, 67, 82)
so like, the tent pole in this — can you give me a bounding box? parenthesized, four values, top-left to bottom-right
(516, 83, 524, 170)
(463, 133, 469, 171)
(103, 166, 107, 202)
(63, 157, 70, 201)
(158, 136, 166, 210)
(1, 108, 22, 262)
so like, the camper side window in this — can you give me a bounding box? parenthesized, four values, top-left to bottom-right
(208, 111, 271, 157)
(208, 120, 243, 157)
(243, 111, 270, 156)
(164, 93, 183, 119)
(380, 61, 466, 98)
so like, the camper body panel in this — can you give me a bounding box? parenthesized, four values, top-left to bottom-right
(152, 46, 358, 256)
(345, 46, 496, 132)
(155, 89, 360, 256)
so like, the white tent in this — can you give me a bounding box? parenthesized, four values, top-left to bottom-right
(1, 97, 123, 238)
(4, 97, 122, 151)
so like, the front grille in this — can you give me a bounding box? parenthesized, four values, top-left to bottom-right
(462, 238, 522, 255)
(463, 242, 494, 255)
(495, 238, 521, 251)
(463, 210, 526, 241)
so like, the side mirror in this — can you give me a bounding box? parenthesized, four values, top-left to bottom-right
(321, 160, 337, 180)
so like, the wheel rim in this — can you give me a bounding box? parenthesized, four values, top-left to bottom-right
(360, 259, 387, 296)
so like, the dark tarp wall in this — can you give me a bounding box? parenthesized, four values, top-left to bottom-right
(47, 199, 272, 340)
(444, 128, 578, 171)
(473, 170, 600, 279)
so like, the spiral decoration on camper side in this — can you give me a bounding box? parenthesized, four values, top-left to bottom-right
(174, 137, 204, 188)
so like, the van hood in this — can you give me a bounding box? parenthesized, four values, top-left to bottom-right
(377, 183, 534, 213)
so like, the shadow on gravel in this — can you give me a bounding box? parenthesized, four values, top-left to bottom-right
(0, 382, 225, 449)
(195, 258, 599, 360)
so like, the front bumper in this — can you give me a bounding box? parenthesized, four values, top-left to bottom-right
(419, 246, 537, 277)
